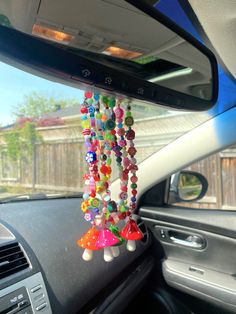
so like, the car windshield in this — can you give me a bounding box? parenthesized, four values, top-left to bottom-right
(0, 60, 211, 200)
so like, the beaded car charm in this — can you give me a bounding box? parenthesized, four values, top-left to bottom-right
(77, 92, 143, 262)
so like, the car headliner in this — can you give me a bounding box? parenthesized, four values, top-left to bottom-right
(156, 0, 236, 117)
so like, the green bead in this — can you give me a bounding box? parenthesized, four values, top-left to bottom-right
(105, 119, 116, 130)
(88, 99, 93, 105)
(125, 116, 134, 127)
(96, 113, 102, 119)
(108, 97, 116, 108)
(107, 157, 111, 165)
(102, 96, 109, 104)
(106, 133, 113, 140)
(81, 120, 90, 128)
(126, 111, 132, 117)
(131, 183, 137, 189)
(120, 205, 127, 213)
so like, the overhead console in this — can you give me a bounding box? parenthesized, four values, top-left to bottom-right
(0, 223, 52, 314)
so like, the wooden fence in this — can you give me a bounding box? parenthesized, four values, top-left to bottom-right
(0, 135, 236, 210)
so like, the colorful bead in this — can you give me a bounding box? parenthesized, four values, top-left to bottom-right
(89, 198, 101, 208)
(105, 119, 116, 130)
(114, 107, 124, 118)
(107, 201, 117, 213)
(131, 175, 138, 183)
(94, 94, 100, 101)
(126, 129, 135, 140)
(125, 116, 134, 127)
(85, 91, 93, 98)
(119, 192, 128, 200)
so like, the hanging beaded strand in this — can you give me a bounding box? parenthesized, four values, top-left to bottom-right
(125, 102, 138, 214)
(114, 99, 129, 220)
(120, 101, 143, 252)
(77, 93, 143, 261)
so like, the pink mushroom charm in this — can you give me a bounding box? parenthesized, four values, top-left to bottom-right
(96, 227, 119, 262)
(120, 219, 143, 252)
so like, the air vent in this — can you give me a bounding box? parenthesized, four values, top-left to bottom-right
(0, 242, 29, 280)
(137, 218, 149, 244)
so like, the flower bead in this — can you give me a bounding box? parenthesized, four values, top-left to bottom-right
(85, 151, 97, 163)
(88, 105, 95, 114)
(84, 212, 92, 221)
(81, 201, 89, 212)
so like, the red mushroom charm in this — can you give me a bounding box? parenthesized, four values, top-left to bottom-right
(96, 227, 119, 262)
(77, 226, 100, 261)
(120, 219, 143, 252)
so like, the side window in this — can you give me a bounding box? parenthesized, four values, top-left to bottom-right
(171, 145, 236, 210)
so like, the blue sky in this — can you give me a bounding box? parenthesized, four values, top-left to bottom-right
(0, 61, 84, 125)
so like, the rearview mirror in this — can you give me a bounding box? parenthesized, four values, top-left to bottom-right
(169, 170, 208, 203)
(0, 0, 218, 110)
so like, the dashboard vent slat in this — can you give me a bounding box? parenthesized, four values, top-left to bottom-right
(0, 242, 29, 280)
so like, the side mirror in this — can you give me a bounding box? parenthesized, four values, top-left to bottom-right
(168, 170, 208, 204)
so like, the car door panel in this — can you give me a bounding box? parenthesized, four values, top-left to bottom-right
(140, 206, 236, 313)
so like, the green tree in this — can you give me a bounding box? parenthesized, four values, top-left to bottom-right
(4, 122, 42, 161)
(12, 91, 79, 118)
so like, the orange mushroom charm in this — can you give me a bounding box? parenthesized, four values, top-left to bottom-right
(120, 219, 143, 252)
(77, 226, 100, 261)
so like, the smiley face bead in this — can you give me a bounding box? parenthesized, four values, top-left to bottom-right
(114, 107, 124, 119)
(119, 191, 128, 200)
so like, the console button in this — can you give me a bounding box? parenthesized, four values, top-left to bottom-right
(36, 302, 47, 311)
(18, 306, 33, 314)
(30, 285, 42, 293)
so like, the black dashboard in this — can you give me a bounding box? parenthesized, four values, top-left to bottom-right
(0, 198, 151, 314)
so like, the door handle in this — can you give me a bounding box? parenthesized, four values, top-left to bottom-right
(169, 235, 204, 249)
